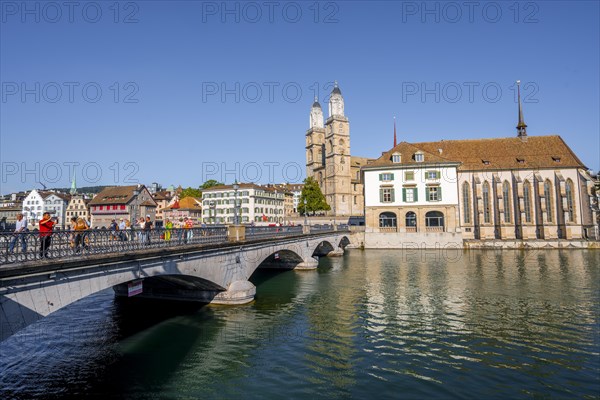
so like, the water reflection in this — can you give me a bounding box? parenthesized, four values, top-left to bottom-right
(0, 250, 598, 399)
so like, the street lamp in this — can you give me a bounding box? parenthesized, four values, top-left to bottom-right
(303, 198, 308, 227)
(132, 187, 140, 224)
(210, 201, 216, 225)
(233, 180, 239, 225)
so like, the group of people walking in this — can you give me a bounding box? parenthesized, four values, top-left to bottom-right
(7, 213, 201, 259)
(8, 212, 58, 258)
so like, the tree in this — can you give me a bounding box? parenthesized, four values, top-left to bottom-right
(180, 187, 202, 199)
(201, 180, 223, 190)
(298, 177, 330, 215)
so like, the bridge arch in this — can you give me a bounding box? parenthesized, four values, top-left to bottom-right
(0, 232, 350, 342)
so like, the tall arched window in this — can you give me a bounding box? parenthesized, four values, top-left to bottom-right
(503, 181, 511, 223)
(482, 181, 491, 223)
(462, 182, 471, 224)
(379, 212, 397, 228)
(565, 179, 575, 222)
(544, 180, 553, 223)
(328, 139, 333, 154)
(405, 211, 417, 228)
(523, 180, 532, 223)
(308, 149, 313, 161)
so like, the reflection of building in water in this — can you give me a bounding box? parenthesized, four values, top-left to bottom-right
(303, 253, 361, 389)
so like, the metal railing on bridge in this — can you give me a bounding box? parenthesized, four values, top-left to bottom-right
(246, 225, 303, 240)
(0, 224, 349, 266)
(0, 227, 227, 265)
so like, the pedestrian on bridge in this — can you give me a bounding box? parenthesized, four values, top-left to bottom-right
(74, 218, 88, 253)
(8, 213, 27, 254)
(164, 218, 173, 241)
(39, 212, 56, 259)
(143, 215, 152, 245)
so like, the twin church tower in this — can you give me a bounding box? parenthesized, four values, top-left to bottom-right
(305, 82, 372, 217)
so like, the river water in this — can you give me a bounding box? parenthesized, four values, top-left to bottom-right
(1, 249, 599, 399)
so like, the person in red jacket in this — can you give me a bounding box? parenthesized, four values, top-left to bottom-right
(39, 212, 56, 258)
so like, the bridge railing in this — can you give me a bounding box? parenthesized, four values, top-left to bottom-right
(0, 224, 347, 266)
(245, 225, 304, 240)
(309, 224, 334, 233)
(0, 227, 228, 265)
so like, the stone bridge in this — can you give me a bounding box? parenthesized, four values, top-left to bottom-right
(0, 231, 350, 342)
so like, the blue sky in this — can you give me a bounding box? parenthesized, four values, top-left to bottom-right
(1, 0, 598, 194)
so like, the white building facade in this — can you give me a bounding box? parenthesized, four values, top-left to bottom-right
(202, 183, 285, 225)
(22, 190, 69, 229)
(363, 143, 462, 248)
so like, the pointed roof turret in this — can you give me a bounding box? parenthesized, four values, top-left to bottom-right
(69, 173, 77, 195)
(393, 117, 397, 148)
(332, 80, 342, 95)
(312, 96, 321, 108)
(516, 80, 527, 138)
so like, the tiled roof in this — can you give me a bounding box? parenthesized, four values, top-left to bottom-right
(152, 190, 173, 201)
(415, 135, 585, 170)
(165, 197, 201, 210)
(368, 135, 585, 171)
(88, 186, 140, 205)
(351, 156, 375, 167)
(366, 142, 456, 168)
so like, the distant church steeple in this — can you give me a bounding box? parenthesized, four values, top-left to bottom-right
(310, 96, 324, 129)
(516, 80, 527, 139)
(70, 173, 77, 195)
(393, 117, 397, 147)
(328, 81, 345, 117)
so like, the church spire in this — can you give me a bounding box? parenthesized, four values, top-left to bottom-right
(516, 80, 527, 138)
(70, 172, 77, 195)
(393, 117, 397, 147)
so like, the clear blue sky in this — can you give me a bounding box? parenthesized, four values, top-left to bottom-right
(1, 0, 598, 194)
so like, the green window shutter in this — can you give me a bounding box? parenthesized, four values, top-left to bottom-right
(402, 188, 407, 202)
(438, 186, 442, 201)
(391, 189, 395, 202)
(436, 171, 441, 179)
(379, 173, 382, 181)
(379, 189, 383, 202)
(390, 173, 394, 181)
(425, 187, 430, 201)
(413, 188, 418, 202)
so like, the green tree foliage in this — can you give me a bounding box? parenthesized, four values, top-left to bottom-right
(201, 180, 223, 190)
(180, 187, 202, 199)
(298, 177, 330, 215)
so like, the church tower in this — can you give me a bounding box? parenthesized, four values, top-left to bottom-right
(324, 82, 352, 216)
(306, 97, 326, 186)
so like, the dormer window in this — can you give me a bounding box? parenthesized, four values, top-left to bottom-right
(482, 159, 490, 165)
(415, 152, 424, 163)
(516, 158, 525, 164)
(392, 153, 401, 163)
(552, 156, 561, 163)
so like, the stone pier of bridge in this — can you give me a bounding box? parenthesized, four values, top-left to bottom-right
(0, 227, 350, 341)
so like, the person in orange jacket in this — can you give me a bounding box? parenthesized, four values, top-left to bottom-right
(39, 212, 56, 258)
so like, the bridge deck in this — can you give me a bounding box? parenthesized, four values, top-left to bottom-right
(0, 229, 347, 280)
